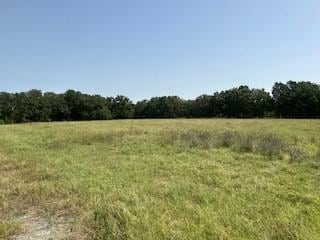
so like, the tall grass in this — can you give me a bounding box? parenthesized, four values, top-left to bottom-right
(165, 129, 304, 160)
(85, 204, 129, 240)
(0, 119, 320, 239)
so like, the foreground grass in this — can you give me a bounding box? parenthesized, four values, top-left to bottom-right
(0, 119, 320, 239)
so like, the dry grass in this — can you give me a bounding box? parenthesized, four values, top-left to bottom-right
(165, 128, 304, 160)
(0, 119, 320, 239)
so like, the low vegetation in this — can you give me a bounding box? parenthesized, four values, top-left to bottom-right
(1, 119, 320, 239)
(0, 221, 19, 239)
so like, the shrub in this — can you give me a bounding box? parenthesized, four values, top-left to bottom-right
(235, 133, 254, 152)
(215, 130, 239, 148)
(164, 129, 301, 160)
(287, 146, 305, 162)
(254, 133, 286, 156)
(173, 130, 213, 149)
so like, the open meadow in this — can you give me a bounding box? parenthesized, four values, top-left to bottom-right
(1, 119, 320, 240)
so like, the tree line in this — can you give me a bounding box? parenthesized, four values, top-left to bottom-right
(0, 81, 319, 123)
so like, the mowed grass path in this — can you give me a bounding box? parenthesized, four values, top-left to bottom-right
(1, 119, 320, 239)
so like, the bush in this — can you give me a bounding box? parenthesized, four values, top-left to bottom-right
(286, 146, 305, 162)
(169, 130, 213, 149)
(164, 129, 305, 160)
(254, 133, 286, 156)
(216, 131, 286, 156)
(215, 130, 239, 148)
(235, 133, 254, 152)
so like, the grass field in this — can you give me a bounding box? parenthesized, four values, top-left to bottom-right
(1, 119, 320, 239)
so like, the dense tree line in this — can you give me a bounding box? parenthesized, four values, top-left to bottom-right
(272, 81, 320, 118)
(0, 81, 319, 123)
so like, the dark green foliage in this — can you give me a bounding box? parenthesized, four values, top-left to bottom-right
(135, 96, 187, 118)
(135, 86, 273, 119)
(215, 86, 273, 118)
(43, 92, 70, 121)
(64, 90, 112, 121)
(0, 80, 319, 123)
(0, 92, 15, 123)
(0, 90, 112, 123)
(24, 90, 51, 122)
(272, 81, 320, 118)
(188, 95, 215, 117)
(109, 95, 134, 119)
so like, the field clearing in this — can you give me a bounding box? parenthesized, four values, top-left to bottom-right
(1, 119, 320, 239)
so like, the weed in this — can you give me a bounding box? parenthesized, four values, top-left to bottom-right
(167, 130, 213, 149)
(287, 146, 305, 162)
(254, 133, 286, 156)
(215, 130, 239, 148)
(235, 133, 254, 152)
(0, 221, 19, 239)
(267, 222, 298, 240)
(87, 205, 129, 240)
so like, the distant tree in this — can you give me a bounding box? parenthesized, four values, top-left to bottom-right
(217, 86, 272, 118)
(189, 95, 215, 117)
(0, 80, 319, 123)
(64, 90, 112, 121)
(218, 86, 251, 117)
(64, 90, 84, 120)
(12, 92, 28, 123)
(134, 100, 148, 118)
(272, 81, 320, 118)
(250, 89, 273, 117)
(154, 96, 187, 118)
(85, 95, 112, 120)
(0, 92, 14, 123)
(24, 90, 51, 122)
(43, 92, 70, 121)
(272, 82, 292, 118)
(136, 96, 187, 118)
(109, 95, 134, 119)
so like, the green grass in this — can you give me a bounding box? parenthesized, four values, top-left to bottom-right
(1, 119, 320, 239)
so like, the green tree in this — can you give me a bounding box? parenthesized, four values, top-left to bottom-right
(0, 92, 15, 123)
(190, 95, 215, 117)
(136, 96, 187, 118)
(43, 92, 70, 121)
(109, 95, 134, 119)
(272, 81, 320, 118)
(24, 89, 51, 122)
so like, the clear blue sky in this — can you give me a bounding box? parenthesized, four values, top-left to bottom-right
(1, 0, 319, 101)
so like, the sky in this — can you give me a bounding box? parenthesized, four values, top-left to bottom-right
(0, 0, 320, 101)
